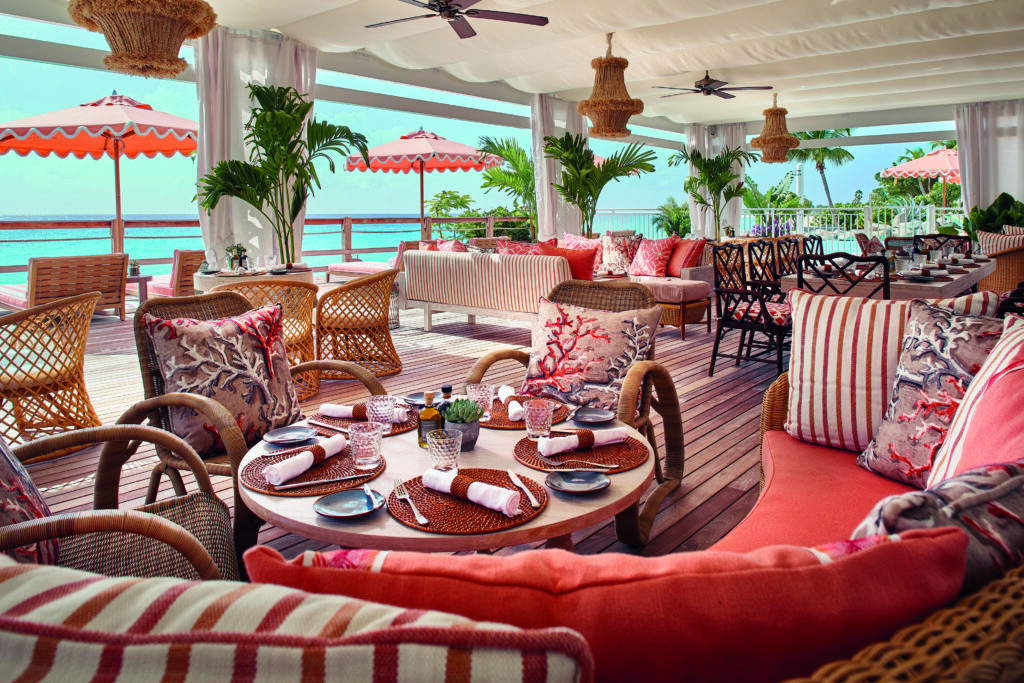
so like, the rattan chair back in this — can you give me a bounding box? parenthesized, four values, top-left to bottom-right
(209, 280, 320, 400)
(318, 269, 402, 378)
(547, 278, 658, 360)
(913, 233, 972, 256)
(797, 252, 890, 299)
(169, 249, 206, 297)
(0, 293, 101, 449)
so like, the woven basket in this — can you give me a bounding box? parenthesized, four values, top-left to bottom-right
(751, 95, 800, 163)
(577, 55, 643, 139)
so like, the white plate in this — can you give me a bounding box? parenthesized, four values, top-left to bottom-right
(314, 489, 385, 518)
(545, 470, 611, 494)
(263, 425, 317, 445)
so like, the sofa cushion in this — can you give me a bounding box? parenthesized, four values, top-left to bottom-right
(627, 236, 676, 277)
(563, 234, 603, 271)
(418, 242, 439, 251)
(143, 304, 301, 456)
(858, 301, 1003, 488)
(929, 316, 1024, 485)
(536, 242, 597, 280)
(1004, 225, 1024, 235)
(978, 230, 1024, 255)
(600, 233, 641, 274)
(0, 555, 592, 683)
(855, 460, 1024, 594)
(785, 290, 999, 453)
(0, 438, 57, 565)
(712, 431, 915, 552)
(520, 298, 661, 410)
(498, 239, 555, 256)
(0, 285, 28, 310)
(734, 300, 792, 325)
(326, 260, 390, 276)
(437, 238, 468, 252)
(627, 275, 710, 304)
(246, 528, 967, 683)
(666, 238, 706, 276)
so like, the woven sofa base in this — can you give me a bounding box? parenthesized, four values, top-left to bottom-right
(658, 298, 711, 340)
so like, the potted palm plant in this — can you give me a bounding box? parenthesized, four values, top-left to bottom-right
(543, 133, 656, 238)
(197, 83, 369, 264)
(668, 146, 758, 241)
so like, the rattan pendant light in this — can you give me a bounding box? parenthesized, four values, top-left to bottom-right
(577, 33, 644, 139)
(750, 93, 800, 163)
(68, 0, 217, 78)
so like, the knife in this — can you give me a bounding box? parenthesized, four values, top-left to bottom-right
(507, 469, 540, 508)
(306, 418, 349, 434)
(273, 473, 365, 491)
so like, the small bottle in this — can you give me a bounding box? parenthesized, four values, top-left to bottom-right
(417, 391, 443, 448)
(437, 385, 453, 414)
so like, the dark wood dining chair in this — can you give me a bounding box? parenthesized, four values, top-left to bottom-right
(776, 236, 802, 277)
(802, 235, 824, 255)
(797, 252, 890, 299)
(914, 233, 972, 256)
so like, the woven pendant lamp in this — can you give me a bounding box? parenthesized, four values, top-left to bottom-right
(68, 0, 217, 78)
(750, 94, 800, 163)
(577, 33, 644, 139)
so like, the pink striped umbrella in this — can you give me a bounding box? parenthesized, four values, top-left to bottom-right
(880, 148, 959, 206)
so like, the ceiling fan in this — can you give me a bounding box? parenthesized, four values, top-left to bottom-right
(654, 71, 773, 100)
(366, 0, 549, 39)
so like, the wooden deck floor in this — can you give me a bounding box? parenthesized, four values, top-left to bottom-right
(27, 299, 780, 561)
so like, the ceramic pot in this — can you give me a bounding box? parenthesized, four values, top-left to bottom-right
(445, 420, 480, 452)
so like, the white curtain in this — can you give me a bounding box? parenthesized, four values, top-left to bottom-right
(956, 99, 1024, 211)
(683, 124, 711, 239)
(713, 122, 749, 235)
(195, 28, 317, 264)
(531, 93, 558, 242)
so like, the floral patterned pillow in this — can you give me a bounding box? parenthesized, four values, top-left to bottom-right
(0, 437, 57, 564)
(627, 236, 677, 277)
(497, 239, 556, 256)
(437, 239, 468, 252)
(520, 298, 662, 410)
(857, 301, 1002, 487)
(601, 233, 643, 274)
(564, 234, 603, 272)
(144, 304, 301, 456)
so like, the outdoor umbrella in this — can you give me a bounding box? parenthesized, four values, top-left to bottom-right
(880, 148, 959, 207)
(346, 129, 501, 228)
(0, 92, 198, 251)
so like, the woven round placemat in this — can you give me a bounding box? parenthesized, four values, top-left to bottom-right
(309, 406, 418, 438)
(480, 397, 570, 430)
(386, 468, 546, 535)
(240, 445, 385, 497)
(513, 433, 648, 474)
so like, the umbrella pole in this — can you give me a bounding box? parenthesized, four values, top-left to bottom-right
(942, 179, 947, 208)
(112, 140, 124, 253)
(419, 159, 427, 239)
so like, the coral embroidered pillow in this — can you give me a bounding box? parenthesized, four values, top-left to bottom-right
(600, 233, 642, 274)
(536, 242, 597, 280)
(857, 301, 1003, 487)
(563, 234, 603, 271)
(666, 238, 707, 276)
(144, 304, 301, 456)
(0, 438, 57, 564)
(245, 528, 967, 683)
(785, 290, 1000, 452)
(627, 236, 676, 277)
(437, 239, 468, 252)
(520, 298, 661, 410)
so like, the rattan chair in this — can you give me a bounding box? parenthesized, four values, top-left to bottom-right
(0, 293, 102, 451)
(797, 252, 890, 299)
(318, 269, 402, 379)
(776, 236, 802, 277)
(464, 278, 684, 547)
(977, 244, 1024, 294)
(129, 291, 387, 573)
(210, 280, 320, 400)
(1, 425, 237, 580)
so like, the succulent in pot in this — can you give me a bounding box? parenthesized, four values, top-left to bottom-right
(442, 398, 485, 452)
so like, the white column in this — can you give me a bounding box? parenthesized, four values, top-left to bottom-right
(683, 124, 710, 239)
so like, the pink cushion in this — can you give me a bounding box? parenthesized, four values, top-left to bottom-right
(126, 275, 173, 297)
(246, 528, 967, 683)
(1005, 225, 1024, 235)
(0, 440, 57, 564)
(563, 234, 603, 271)
(627, 237, 676, 277)
(418, 243, 439, 251)
(978, 230, 1024, 255)
(0, 285, 28, 309)
(327, 261, 391, 276)
(733, 300, 792, 325)
(666, 238, 706, 276)
(536, 242, 597, 280)
(712, 431, 915, 552)
(498, 239, 555, 256)
(437, 239, 468, 253)
(626, 276, 710, 303)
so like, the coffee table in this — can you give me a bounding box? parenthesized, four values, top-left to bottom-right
(239, 420, 654, 552)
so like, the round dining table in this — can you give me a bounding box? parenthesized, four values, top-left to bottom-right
(193, 269, 315, 294)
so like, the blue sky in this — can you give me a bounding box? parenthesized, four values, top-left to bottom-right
(0, 15, 952, 219)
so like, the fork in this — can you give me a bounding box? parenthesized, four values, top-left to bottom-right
(531, 451, 616, 469)
(393, 479, 429, 525)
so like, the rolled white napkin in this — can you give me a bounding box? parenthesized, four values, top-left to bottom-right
(319, 403, 407, 423)
(263, 434, 348, 486)
(537, 427, 629, 457)
(292, 261, 309, 269)
(422, 468, 521, 517)
(497, 385, 524, 421)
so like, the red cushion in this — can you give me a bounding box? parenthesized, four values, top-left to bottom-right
(563, 234, 603, 271)
(246, 528, 966, 683)
(536, 242, 597, 280)
(665, 238, 706, 276)
(418, 243, 439, 251)
(712, 431, 915, 553)
(437, 239, 468, 252)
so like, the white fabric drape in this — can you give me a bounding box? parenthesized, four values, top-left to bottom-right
(713, 122, 749, 235)
(531, 93, 558, 242)
(195, 28, 317, 263)
(955, 99, 1024, 211)
(683, 124, 711, 239)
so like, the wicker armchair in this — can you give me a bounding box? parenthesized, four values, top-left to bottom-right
(465, 279, 684, 546)
(129, 291, 387, 573)
(1, 425, 237, 580)
(0, 293, 102, 451)
(977, 244, 1024, 294)
(210, 280, 320, 400)
(318, 269, 403, 379)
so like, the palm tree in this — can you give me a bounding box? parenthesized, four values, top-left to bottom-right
(787, 129, 855, 209)
(931, 139, 957, 150)
(652, 197, 690, 237)
(543, 133, 656, 238)
(668, 146, 757, 241)
(477, 136, 537, 239)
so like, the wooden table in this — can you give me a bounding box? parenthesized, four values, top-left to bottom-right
(126, 274, 153, 302)
(780, 259, 996, 299)
(239, 420, 654, 552)
(193, 269, 315, 294)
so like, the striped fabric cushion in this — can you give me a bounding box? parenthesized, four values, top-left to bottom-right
(0, 556, 592, 683)
(404, 251, 499, 310)
(1004, 225, 1024, 235)
(978, 230, 1024, 255)
(786, 290, 1000, 452)
(498, 254, 573, 314)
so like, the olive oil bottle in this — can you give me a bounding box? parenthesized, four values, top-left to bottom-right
(417, 391, 443, 448)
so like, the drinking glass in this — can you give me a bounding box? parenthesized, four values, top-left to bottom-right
(348, 422, 385, 471)
(365, 394, 397, 427)
(264, 254, 277, 271)
(427, 429, 462, 472)
(466, 383, 495, 419)
(524, 399, 554, 441)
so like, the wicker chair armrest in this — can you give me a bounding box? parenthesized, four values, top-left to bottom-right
(465, 349, 531, 387)
(761, 372, 790, 446)
(292, 360, 386, 395)
(0, 510, 220, 580)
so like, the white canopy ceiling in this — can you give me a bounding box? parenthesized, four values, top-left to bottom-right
(200, 0, 1024, 130)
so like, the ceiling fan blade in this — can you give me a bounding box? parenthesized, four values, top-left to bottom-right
(397, 0, 432, 7)
(366, 14, 435, 28)
(707, 79, 728, 89)
(720, 86, 774, 91)
(468, 9, 549, 26)
(449, 15, 477, 38)
(658, 91, 701, 99)
(713, 90, 736, 99)
(452, 0, 485, 8)
(653, 86, 700, 92)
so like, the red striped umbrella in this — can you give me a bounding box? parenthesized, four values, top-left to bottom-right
(880, 148, 959, 206)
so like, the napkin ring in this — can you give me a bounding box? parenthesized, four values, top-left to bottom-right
(450, 474, 474, 499)
(575, 430, 596, 450)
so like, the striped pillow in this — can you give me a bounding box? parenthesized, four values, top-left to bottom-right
(785, 290, 999, 452)
(1004, 225, 1024, 235)
(978, 230, 1024, 255)
(0, 556, 592, 683)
